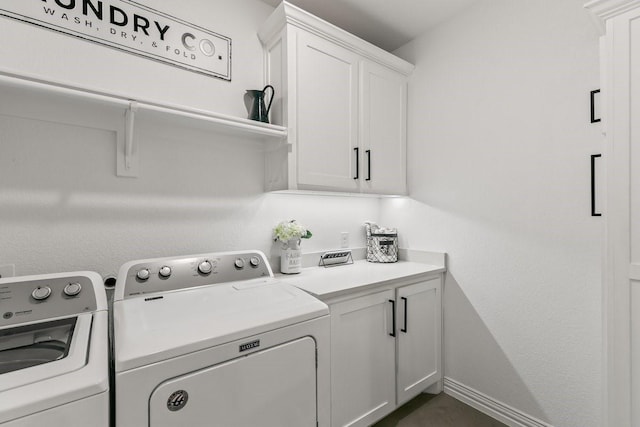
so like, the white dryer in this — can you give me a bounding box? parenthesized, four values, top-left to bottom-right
(113, 250, 330, 427)
(0, 271, 109, 427)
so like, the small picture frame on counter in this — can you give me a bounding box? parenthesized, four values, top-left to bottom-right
(319, 250, 353, 267)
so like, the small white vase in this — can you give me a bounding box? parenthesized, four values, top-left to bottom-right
(280, 239, 302, 274)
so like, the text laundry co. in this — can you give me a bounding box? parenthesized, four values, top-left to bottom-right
(2, 0, 232, 79)
(42, 0, 170, 40)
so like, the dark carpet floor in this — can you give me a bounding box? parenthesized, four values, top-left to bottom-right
(372, 393, 508, 427)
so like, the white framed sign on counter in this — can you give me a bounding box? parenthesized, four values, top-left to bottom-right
(0, 0, 232, 81)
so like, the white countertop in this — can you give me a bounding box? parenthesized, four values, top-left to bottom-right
(277, 259, 445, 300)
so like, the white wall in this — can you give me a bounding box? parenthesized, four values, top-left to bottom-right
(383, 0, 603, 426)
(1, 1, 606, 425)
(0, 0, 378, 278)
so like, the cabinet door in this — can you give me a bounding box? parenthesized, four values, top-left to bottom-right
(331, 289, 396, 427)
(623, 8, 640, 427)
(599, 7, 640, 427)
(396, 278, 441, 405)
(295, 30, 360, 191)
(360, 60, 407, 195)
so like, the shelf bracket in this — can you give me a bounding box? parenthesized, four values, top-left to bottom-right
(117, 101, 139, 178)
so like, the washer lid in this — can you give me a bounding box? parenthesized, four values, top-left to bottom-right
(113, 278, 328, 372)
(0, 312, 109, 424)
(0, 317, 76, 375)
(0, 314, 90, 391)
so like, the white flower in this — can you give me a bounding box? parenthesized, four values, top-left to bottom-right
(273, 220, 312, 242)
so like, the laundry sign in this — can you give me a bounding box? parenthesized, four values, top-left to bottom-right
(0, 0, 232, 80)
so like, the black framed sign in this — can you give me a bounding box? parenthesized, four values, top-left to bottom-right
(0, 0, 232, 81)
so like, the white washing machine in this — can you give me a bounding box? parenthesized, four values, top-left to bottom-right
(0, 271, 109, 427)
(113, 250, 330, 427)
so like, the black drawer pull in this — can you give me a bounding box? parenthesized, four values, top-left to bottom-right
(591, 154, 602, 217)
(389, 299, 396, 337)
(354, 147, 359, 180)
(366, 150, 371, 181)
(401, 297, 408, 333)
(590, 89, 601, 123)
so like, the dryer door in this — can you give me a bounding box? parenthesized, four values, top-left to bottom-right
(149, 336, 317, 427)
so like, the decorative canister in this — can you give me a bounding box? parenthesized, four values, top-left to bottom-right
(280, 239, 302, 274)
(273, 220, 311, 274)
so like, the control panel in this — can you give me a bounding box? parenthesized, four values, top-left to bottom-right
(0, 275, 98, 327)
(120, 251, 272, 299)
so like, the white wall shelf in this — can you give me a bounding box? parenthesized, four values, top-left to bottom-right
(0, 69, 288, 178)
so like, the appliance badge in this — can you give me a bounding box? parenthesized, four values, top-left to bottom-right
(239, 339, 260, 352)
(167, 390, 189, 412)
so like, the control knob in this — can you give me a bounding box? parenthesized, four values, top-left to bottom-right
(234, 258, 245, 269)
(63, 282, 82, 297)
(136, 269, 150, 281)
(249, 256, 261, 268)
(159, 266, 172, 278)
(31, 286, 52, 301)
(198, 260, 213, 275)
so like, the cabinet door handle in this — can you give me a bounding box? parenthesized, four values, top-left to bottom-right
(354, 147, 359, 180)
(401, 297, 408, 333)
(591, 154, 602, 217)
(590, 89, 601, 123)
(366, 150, 371, 181)
(389, 299, 396, 337)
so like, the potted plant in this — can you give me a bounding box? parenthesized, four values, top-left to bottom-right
(273, 220, 312, 274)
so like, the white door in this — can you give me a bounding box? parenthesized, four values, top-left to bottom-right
(360, 60, 407, 195)
(295, 30, 360, 191)
(396, 278, 441, 404)
(627, 8, 640, 426)
(149, 337, 317, 427)
(603, 6, 640, 427)
(330, 289, 396, 427)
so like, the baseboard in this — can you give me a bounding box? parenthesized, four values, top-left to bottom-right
(443, 377, 554, 427)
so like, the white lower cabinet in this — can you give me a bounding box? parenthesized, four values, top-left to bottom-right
(331, 289, 396, 427)
(330, 277, 442, 427)
(396, 281, 441, 405)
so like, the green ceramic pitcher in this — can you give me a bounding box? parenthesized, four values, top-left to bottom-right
(247, 85, 275, 123)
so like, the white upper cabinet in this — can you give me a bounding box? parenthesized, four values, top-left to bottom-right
(258, 1, 414, 194)
(295, 30, 361, 191)
(360, 60, 408, 195)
